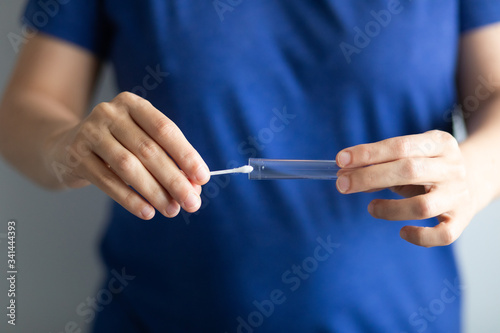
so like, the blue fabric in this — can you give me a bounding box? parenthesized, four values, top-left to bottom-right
(460, 0, 500, 32)
(23, 1, 500, 332)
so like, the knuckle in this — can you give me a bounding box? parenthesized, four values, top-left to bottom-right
(436, 130, 458, 149)
(428, 129, 442, 137)
(138, 139, 162, 160)
(414, 196, 434, 219)
(115, 153, 136, 174)
(179, 149, 200, 171)
(78, 120, 95, 135)
(394, 137, 411, 158)
(166, 174, 191, 198)
(77, 122, 104, 148)
(153, 117, 177, 139)
(401, 159, 422, 181)
(123, 189, 138, 210)
(116, 91, 151, 110)
(94, 102, 116, 119)
(116, 91, 138, 103)
(436, 130, 453, 142)
(357, 145, 371, 164)
(440, 226, 456, 246)
(135, 96, 152, 109)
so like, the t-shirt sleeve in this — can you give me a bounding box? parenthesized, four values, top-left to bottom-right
(22, 0, 113, 58)
(460, 0, 500, 33)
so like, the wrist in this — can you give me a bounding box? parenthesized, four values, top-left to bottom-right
(459, 140, 498, 215)
(41, 124, 78, 189)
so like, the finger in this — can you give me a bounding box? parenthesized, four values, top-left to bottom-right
(336, 157, 455, 194)
(389, 185, 427, 198)
(92, 133, 186, 216)
(180, 169, 202, 195)
(80, 153, 156, 220)
(109, 116, 201, 212)
(336, 130, 457, 168)
(188, 178, 202, 195)
(400, 220, 463, 247)
(194, 184, 202, 195)
(115, 92, 210, 185)
(367, 190, 452, 221)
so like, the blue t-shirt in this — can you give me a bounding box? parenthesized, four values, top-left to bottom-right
(23, 1, 500, 332)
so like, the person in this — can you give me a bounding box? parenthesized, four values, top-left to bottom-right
(1, 0, 499, 332)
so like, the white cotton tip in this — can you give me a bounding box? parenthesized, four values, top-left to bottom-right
(210, 165, 254, 176)
(238, 165, 254, 174)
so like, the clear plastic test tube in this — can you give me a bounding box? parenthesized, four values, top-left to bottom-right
(248, 158, 340, 180)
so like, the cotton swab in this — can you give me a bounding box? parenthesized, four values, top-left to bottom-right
(209, 165, 254, 176)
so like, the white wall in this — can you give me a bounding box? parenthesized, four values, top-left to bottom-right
(0, 2, 114, 332)
(0, 1, 499, 332)
(456, 203, 500, 333)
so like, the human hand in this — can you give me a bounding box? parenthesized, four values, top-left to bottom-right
(45, 92, 210, 220)
(335, 130, 475, 247)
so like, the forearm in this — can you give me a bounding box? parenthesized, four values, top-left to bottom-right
(0, 90, 80, 189)
(460, 95, 500, 213)
(0, 34, 101, 189)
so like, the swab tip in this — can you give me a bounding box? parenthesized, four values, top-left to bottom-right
(209, 165, 254, 176)
(239, 165, 254, 174)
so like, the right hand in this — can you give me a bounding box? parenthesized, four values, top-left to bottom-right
(45, 92, 210, 220)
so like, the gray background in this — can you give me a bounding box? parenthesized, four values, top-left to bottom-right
(0, 1, 499, 332)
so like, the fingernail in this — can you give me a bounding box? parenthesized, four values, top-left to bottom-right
(367, 202, 375, 215)
(337, 175, 350, 193)
(183, 192, 201, 210)
(141, 206, 155, 219)
(338, 151, 351, 167)
(400, 229, 407, 239)
(165, 203, 180, 217)
(195, 165, 210, 183)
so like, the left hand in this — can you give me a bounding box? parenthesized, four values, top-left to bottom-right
(335, 130, 476, 247)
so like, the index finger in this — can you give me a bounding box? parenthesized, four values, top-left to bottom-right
(336, 130, 456, 169)
(116, 92, 210, 185)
